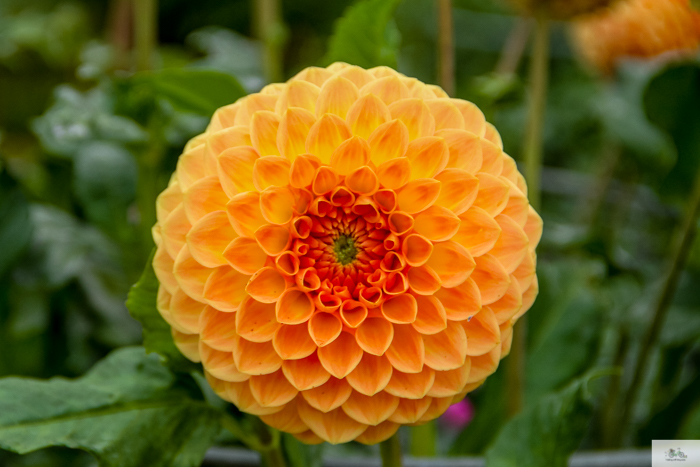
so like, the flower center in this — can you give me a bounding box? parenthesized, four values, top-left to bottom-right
(333, 234, 358, 265)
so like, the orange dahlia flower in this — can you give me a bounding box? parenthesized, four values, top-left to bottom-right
(573, 0, 700, 74)
(151, 63, 542, 445)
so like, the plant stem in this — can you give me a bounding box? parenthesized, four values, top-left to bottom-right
(133, 0, 156, 71)
(380, 433, 403, 467)
(523, 14, 550, 211)
(618, 161, 700, 438)
(495, 18, 532, 75)
(253, 0, 287, 83)
(262, 444, 288, 467)
(437, 0, 455, 96)
(506, 319, 526, 416)
(410, 422, 436, 457)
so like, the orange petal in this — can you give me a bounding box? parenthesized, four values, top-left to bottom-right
(387, 397, 432, 424)
(342, 391, 399, 426)
(260, 186, 295, 225)
(404, 136, 449, 180)
(385, 324, 425, 373)
(173, 245, 214, 302)
(250, 110, 281, 157)
(200, 341, 249, 382)
(203, 265, 249, 312)
(396, 179, 441, 214)
(383, 271, 408, 296)
(332, 64, 374, 88)
(402, 234, 433, 267)
(330, 136, 370, 176)
(346, 166, 379, 195)
(454, 206, 502, 257)
(273, 323, 317, 360)
(471, 253, 511, 305)
(413, 205, 460, 241)
(466, 345, 501, 383)
(249, 370, 298, 407)
(435, 129, 482, 173)
(513, 250, 536, 292)
(434, 169, 479, 215)
(234, 94, 277, 126)
(168, 287, 205, 333)
(289, 154, 322, 189)
(200, 305, 237, 350)
(356, 317, 394, 356)
(226, 380, 283, 416)
(473, 173, 510, 217)
(516, 275, 538, 320)
(368, 66, 400, 78)
(381, 293, 417, 324)
(318, 331, 363, 378)
(412, 295, 447, 335)
(340, 300, 368, 328)
(208, 103, 238, 132)
(452, 99, 486, 136)
(305, 113, 352, 164)
(426, 99, 466, 131)
(384, 365, 435, 399)
(423, 320, 467, 371)
(187, 211, 236, 268)
(275, 80, 320, 114)
(233, 335, 283, 375)
(226, 191, 266, 237)
(426, 241, 475, 288)
(183, 176, 229, 225)
(277, 107, 317, 161)
(217, 146, 259, 196)
(252, 156, 291, 191)
(500, 179, 529, 227)
(316, 76, 359, 118)
(223, 237, 268, 275)
(407, 265, 442, 295)
(479, 138, 504, 176)
(484, 122, 503, 148)
(524, 206, 543, 251)
(489, 214, 529, 274)
(359, 75, 410, 105)
(355, 421, 400, 445)
(312, 166, 341, 196)
(374, 189, 397, 213)
(308, 311, 343, 347)
(236, 296, 279, 343)
(282, 351, 331, 390)
(417, 395, 453, 423)
(463, 305, 501, 357)
(388, 98, 436, 141)
(347, 94, 391, 139)
(246, 267, 286, 303)
(293, 66, 333, 86)
(434, 277, 482, 321)
(254, 224, 291, 256)
(176, 146, 208, 191)
(368, 119, 410, 166)
(161, 204, 192, 260)
(402, 77, 435, 99)
(376, 158, 411, 191)
(260, 397, 309, 434)
(301, 377, 353, 413)
(206, 126, 252, 162)
(297, 398, 368, 444)
(172, 329, 200, 362)
(346, 353, 393, 396)
(274, 288, 314, 325)
(156, 181, 182, 225)
(427, 361, 471, 397)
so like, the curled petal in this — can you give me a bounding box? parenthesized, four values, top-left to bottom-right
(282, 352, 331, 390)
(471, 254, 511, 305)
(346, 353, 393, 396)
(383, 271, 409, 295)
(385, 365, 435, 399)
(340, 300, 368, 328)
(187, 211, 236, 268)
(249, 370, 298, 407)
(388, 98, 436, 141)
(226, 192, 266, 237)
(252, 156, 291, 191)
(463, 306, 501, 356)
(203, 265, 249, 312)
(330, 136, 370, 176)
(246, 267, 286, 303)
(374, 189, 397, 213)
(305, 114, 352, 163)
(273, 323, 317, 360)
(404, 136, 449, 180)
(402, 234, 433, 267)
(407, 265, 442, 296)
(412, 295, 447, 335)
(236, 296, 279, 343)
(434, 168, 479, 215)
(434, 277, 482, 321)
(355, 317, 394, 356)
(413, 205, 460, 241)
(318, 332, 363, 378)
(359, 287, 384, 309)
(352, 196, 381, 223)
(223, 237, 268, 275)
(454, 206, 502, 257)
(387, 211, 414, 236)
(342, 391, 399, 426)
(309, 311, 343, 347)
(423, 320, 468, 371)
(426, 241, 476, 288)
(233, 335, 283, 375)
(302, 377, 353, 413)
(388, 398, 432, 424)
(316, 76, 359, 118)
(347, 94, 391, 139)
(368, 119, 410, 166)
(330, 186, 355, 207)
(276, 288, 314, 325)
(376, 157, 411, 191)
(381, 293, 418, 324)
(346, 166, 379, 195)
(312, 166, 341, 196)
(217, 146, 259, 196)
(435, 129, 482, 173)
(296, 267, 322, 292)
(278, 108, 317, 161)
(427, 361, 471, 397)
(385, 324, 425, 374)
(260, 397, 308, 434)
(297, 398, 368, 444)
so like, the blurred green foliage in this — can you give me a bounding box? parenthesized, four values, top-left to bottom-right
(0, 0, 699, 466)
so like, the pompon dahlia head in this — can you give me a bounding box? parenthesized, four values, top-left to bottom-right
(152, 63, 542, 445)
(573, 0, 700, 74)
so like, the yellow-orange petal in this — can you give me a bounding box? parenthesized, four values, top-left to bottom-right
(407, 265, 442, 295)
(426, 241, 475, 288)
(513, 250, 536, 292)
(330, 135, 370, 176)
(226, 191, 266, 237)
(250, 110, 281, 157)
(417, 395, 453, 423)
(236, 296, 279, 343)
(223, 237, 268, 275)
(434, 277, 482, 321)
(524, 206, 543, 251)
(318, 331, 363, 378)
(312, 166, 341, 196)
(254, 224, 291, 257)
(156, 181, 182, 225)
(161, 204, 192, 260)
(435, 129, 482, 173)
(484, 122, 503, 148)
(332, 64, 374, 87)
(308, 311, 343, 347)
(368, 119, 410, 166)
(316, 76, 359, 119)
(412, 205, 460, 242)
(273, 323, 317, 360)
(168, 287, 205, 334)
(466, 345, 501, 383)
(252, 156, 291, 191)
(206, 126, 252, 163)
(203, 265, 248, 312)
(471, 253, 511, 305)
(516, 275, 539, 320)
(217, 146, 259, 197)
(387, 398, 432, 424)
(346, 353, 393, 396)
(423, 320, 468, 371)
(234, 94, 277, 127)
(340, 300, 368, 328)
(356, 317, 394, 356)
(275, 79, 321, 114)
(454, 206, 502, 257)
(359, 75, 410, 105)
(274, 288, 314, 325)
(183, 176, 229, 225)
(305, 113, 352, 164)
(434, 168, 479, 215)
(355, 421, 400, 445)
(249, 370, 298, 407)
(396, 178, 441, 214)
(479, 138, 504, 176)
(388, 98, 436, 141)
(501, 179, 529, 227)
(463, 306, 501, 356)
(226, 380, 283, 416)
(173, 245, 214, 302)
(412, 295, 447, 335)
(401, 234, 433, 267)
(346, 166, 379, 195)
(154, 247, 178, 294)
(473, 173, 510, 217)
(172, 329, 200, 362)
(297, 398, 368, 444)
(302, 377, 353, 413)
(376, 158, 411, 191)
(246, 266, 286, 303)
(260, 397, 309, 434)
(187, 211, 236, 268)
(426, 99, 466, 131)
(200, 341, 249, 382)
(404, 136, 449, 180)
(289, 154, 321, 189)
(282, 352, 331, 390)
(259, 186, 295, 225)
(293, 66, 333, 86)
(427, 360, 471, 397)
(233, 335, 283, 375)
(346, 94, 392, 139)
(385, 365, 435, 400)
(452, 99, 486, 136)
(277, 107, 317, 161)
(381, 293, 418, 324)
(200, 305, 237, 351)
(490, 214, 529, 274)
(342, 391, 399, 426)
(176, 146, 208, 192)
(385, 324, 425, 374)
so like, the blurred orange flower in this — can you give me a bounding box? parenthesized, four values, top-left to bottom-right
(573, 0, 700, 74)
(151, 63, 541, 445)
(510, 0, 618, 19)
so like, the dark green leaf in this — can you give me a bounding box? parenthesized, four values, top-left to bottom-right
(0, 174, 32, 277)
(484, 370, 613, 467)
(324, 0, 403, 69)
(126, 249, 199, 373)
(0, 347, 221, 467)
(282, 433, 324, 467)
(134, 69, 247, 116)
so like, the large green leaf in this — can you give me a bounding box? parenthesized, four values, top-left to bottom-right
(126, 249, 198, 373)
(0, 347, 221, 467)
(134, 69, 247, 116)
(484, 370, 612, 467)
(324, 0, 402, 69)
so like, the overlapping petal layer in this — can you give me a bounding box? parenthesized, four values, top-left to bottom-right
(154, 63, 542, 445)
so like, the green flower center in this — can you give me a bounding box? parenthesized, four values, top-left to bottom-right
(333, 234, 358, 265)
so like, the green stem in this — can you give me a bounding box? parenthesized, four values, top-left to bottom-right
(618, 161, 700, 438)
(505, 319, 526, 417)
(523, 14, 550, 211)
(262, 444, 288, 467)
(437, 0, 455, 96)
(380, 433, 403, 467)
(410, 422, 436, 457)
(133, 0, 156, 71)
(253, 0, 287, 83)
(495, 17, 531, 75)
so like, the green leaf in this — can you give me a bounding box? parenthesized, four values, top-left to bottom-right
(126, 249, 198, 373)
(324, 0, 403, 69)
(134, 69, 247, 116)
(282, 433, 324, 467)
(0, 347, 221, 467)
(484, 370, 614, 467)
(0, 173, 32, 277)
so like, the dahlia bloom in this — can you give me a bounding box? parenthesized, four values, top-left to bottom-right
(573, 0, 700, 74)
(510, 0, 618, 20)
(152, 63, 541, 445)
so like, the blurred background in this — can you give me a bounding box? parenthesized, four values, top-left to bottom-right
(1, 0, 699, 465)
